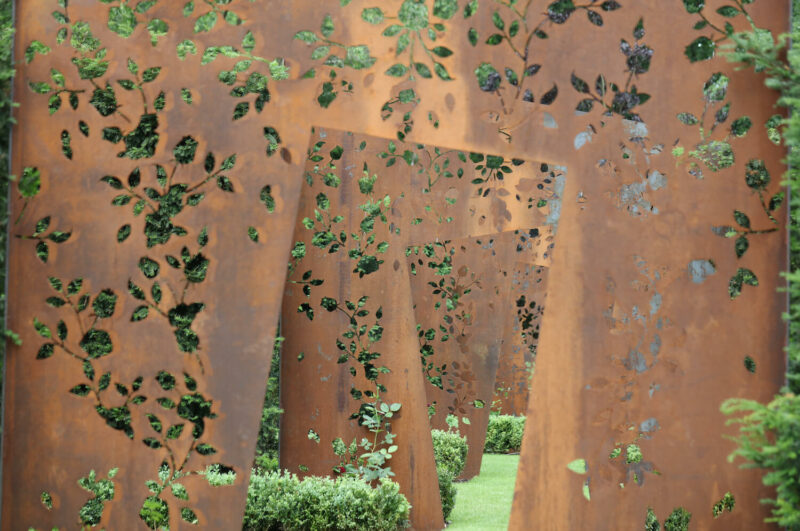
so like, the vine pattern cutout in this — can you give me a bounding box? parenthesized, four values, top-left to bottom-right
(20, 0, 286, 527)
(288, 131, 402, 480)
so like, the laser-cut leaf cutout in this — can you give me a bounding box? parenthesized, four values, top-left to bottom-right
(80, 329, 113, 358)
(143, 437, 162, 449)
(57, 320, 67, 341)
(93, 290, 117, 318)
(108, 5, 138, 38)
(139, 257, 160, 278)
(117, 225, 132, 242)
(70, 384, 91, 397)
(174, 136, 198, 164)
(46, 296, 65, 308)
(166, 424, 185, 439)
(37, 343, 55, 359)
(25, 40, 51, 63)
(194, 11, 218, 33)
(686, 36, 715, 62)
(82, 361, 95, 382)
(729, 268, 758, 299)
(98, 373, 111, 391)
(132, 306, 149, 322)
(19, 167, 41, 197)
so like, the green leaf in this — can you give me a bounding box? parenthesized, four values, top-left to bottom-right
(142, 67, 161, 82)
(467, 27, 478, 46)
(242, 31, 255, 52)
(464, 0, 478, 17)
(492, 11, 504, 30)
(294, 30, 317, 44)
(716, 5, 739, 17)
(567, 458, 587, 474)
(685, 36, 715, 62)
(33, 318, 52, 339)
(131, 305, 149, 322)
(485, 34, 503, 45)
(735, 235, 749, 258)
(434, 63, 452, 80)
(383, 24, 403, 36)
(321, 15, 334, 37)
(682, 0, 704, 13)
(194, 11, 218, 33)
(730, 116, 752, 137)
(25, 41, 51, 63)
(19, 167, 41, 198)
(433, 0, 458, 19)
(29, 82, 51, 94)
(475, 63, 500, 92)
(414, 62, 432, 78)
(361, 7, 384, 24)
(70, 384, 92, 397)
(729, 268, 758, 299)
(117, 224, 132, 242)
(108, 5, 138, 38)
(147, 19, 169, 46)
(385, 63, 408, 77)
(224, 10, 242, 25)
(677, 112, 699, 125)
(37, 343, 55, 359)
(176, 39, 197, 59)
(345, 45, 375, 69)
(93, 290, 118, 319)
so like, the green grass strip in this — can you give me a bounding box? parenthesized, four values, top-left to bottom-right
(447, 454, 520, 530)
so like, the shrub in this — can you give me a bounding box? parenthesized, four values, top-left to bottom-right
(431, 428, 467, 477)
(255, 336, 283, 462)
(722, 395, 800, 530)
(254, 454, 278, 473)
(243, 470, 411, 530)
(645, 507, 692, 531)
(719, 6, 800, 528)
(436, 467, 457, 522)
(431, 419, 467, 521)
(484, 415, 525, 453)
(0, 0, 17, 404)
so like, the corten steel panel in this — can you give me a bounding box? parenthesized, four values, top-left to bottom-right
(494, 262, 549, 417)
(7, 0, 791, 530)
(279, 128, 445, 530)
(279, 128, 565, 526)
(409, 230, 551, 479)
(504, 2, 790, 529)
(5, 2, 313, 529)
(408, 232, 512, 480)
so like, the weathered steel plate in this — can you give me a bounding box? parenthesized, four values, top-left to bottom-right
(6, 0, 790, 529)
(494, 262, 550, 417)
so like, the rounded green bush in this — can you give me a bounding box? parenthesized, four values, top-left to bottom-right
(244, 470, 411, 530)
(484, 415, 526, 453)
(436, 467, 457, 522)
(431, 428, 468, 477)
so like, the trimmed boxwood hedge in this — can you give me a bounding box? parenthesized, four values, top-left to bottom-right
(243, 470, 411, 530)
(484, 414, 525, 453)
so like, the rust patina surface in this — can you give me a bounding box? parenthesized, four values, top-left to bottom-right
(6, 0, 790, 529)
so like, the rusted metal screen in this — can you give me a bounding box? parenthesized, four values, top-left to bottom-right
(279, 127, 562, 526)
(5, 0, 790, 529)
(408, 231, 515, 480)
(5, 2, 311, 529)
(493, 262, 549, 416)
(504, 3, 791, 528)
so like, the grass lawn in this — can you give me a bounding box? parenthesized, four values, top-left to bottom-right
(446, 454, 520, 530)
